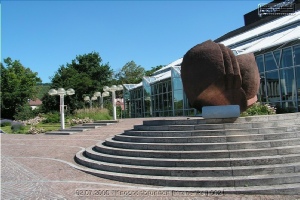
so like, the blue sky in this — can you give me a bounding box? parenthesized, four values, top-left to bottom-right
(1, 0, 264, 83)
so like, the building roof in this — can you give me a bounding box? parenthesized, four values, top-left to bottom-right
(126, 58, 183, 91)
(29, 99, 42, 106)
(220, 11, 300, 54)
(152, 58, 182, 76)
(215, 0, 300, 42)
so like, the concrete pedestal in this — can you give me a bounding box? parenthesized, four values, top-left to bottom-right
(202, 105, 240, 119)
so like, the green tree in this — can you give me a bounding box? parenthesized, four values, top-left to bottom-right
(145, 65, 164, 76)
(1, 57, 42, 119)
(35, 83, 51, 99)
(41, 52, 113, 113)
(115, 61, 145, 84)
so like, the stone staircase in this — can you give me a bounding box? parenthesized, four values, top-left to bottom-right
(45, 120, 118, 135)
(75, 113, 300, 194)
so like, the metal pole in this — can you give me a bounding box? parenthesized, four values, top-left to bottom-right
(101, 96, 104, 109)
(112, 91, 116, 120)
(60, 95, 65, 130)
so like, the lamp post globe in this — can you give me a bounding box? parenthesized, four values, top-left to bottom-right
(48, 88, 74, 130)
(103, 85, 123, 120)
(92, 91, 110, 109)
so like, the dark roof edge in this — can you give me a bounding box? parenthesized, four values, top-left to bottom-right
(214, 15, 285, 43)
(215, 0, 300, 43)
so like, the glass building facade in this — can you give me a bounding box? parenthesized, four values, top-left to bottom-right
(256, 42, 300, 112)
(124, 42, 300, 118)
(123, 8, 300, 118)
(124, 64, 196, 118)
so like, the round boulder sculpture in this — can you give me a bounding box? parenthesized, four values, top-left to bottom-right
(181, 40, 260, 112)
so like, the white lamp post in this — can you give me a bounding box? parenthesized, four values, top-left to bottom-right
(103, 85, 123, 120)
(48, 88, 75, 130)
(84, 95, 98, 108)
(94, 91, 110, 109)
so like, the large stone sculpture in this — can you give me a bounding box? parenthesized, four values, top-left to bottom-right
(181, 40, 260, 112)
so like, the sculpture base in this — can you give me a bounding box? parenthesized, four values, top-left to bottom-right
(202, 105, 240, 119)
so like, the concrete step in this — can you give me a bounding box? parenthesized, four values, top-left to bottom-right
(85, 146, 300, 167)
(61, 128, 89, 132)
(81, 123, 110, 126)
(124, 129, 228, 137)
(124, 126, 300, 137)
(144, 126, 300, 137)
(142, 113, 300, 126)
(114, 132, 300, 143)
(95, 142, 300, 159)
(74, 113, 300, 193)
(45, 131, 77, 135)
(73, 159, 300, 194)
(105, 137, 300, 151)
(94, 120, 118, 123)
(72, 125, 102, 129)
(78, 148, 300, 177)
(135, 120, 299, 131)
(75, 150, 300, 188)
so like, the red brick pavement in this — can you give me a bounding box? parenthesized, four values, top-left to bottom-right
(1, 117, 300, 200)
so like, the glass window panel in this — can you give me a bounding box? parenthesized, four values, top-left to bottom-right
(157, 95, 160, 110)
(151, 99, 155, 113)
(294, 45, 300, 66)
(296, 67, 300, 101)
(163, 93, 169, 110)
(265, 71, 280, 103)
(173, 78, 183, 90)
(175, 110, 183, 116)
(160, 93, 164, 111)
(280, 47, 293, 68)
(159, 84, 162, 94)
(163, 82, 167, 93)
(264, 52, 277, 71)
(273, 50, 280, 67)
(258, 73, 267, 102)
(144, 98, 150, 113)
(156, 84, 159, 94)
(172, 67, 181, 78)
(281, 101, 297, 113)
(174, 90, 183, 110)
(280, 68, 296, 102)
(255, 55, 264, 72)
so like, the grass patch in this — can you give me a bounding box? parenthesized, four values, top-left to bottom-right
(73, 108, 112, 121)
(1, 107, 110, 134)
(1, 123, 70, 134)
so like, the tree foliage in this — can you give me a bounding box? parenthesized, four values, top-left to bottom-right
(115, 61, 145, 84)
(1, 57, 42, 119)
(145, 65, 164, 76)
(41, 52, 113, 113)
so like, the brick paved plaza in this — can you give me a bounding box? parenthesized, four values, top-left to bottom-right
(1, 118, 300, 200)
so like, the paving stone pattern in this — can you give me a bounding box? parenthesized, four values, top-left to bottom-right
(1, 117, 300, 199)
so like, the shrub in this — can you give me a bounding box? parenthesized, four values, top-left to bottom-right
(27, 126, 45, 134)
(42, 112, 61, 123)
(11, 123, 26, 134)
(0, 119, 12, 127)
(241, 102, 276, 117)
(13, 104, 36, 121)
(16, 115, 46, 126)
(68, 117, 93, 126)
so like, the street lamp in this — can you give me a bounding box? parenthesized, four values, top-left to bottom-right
(83, 95, 98, 108)
(103, 85, 123, 120)
(48, 88, 75, 130)
(94, 91, 110, 109)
